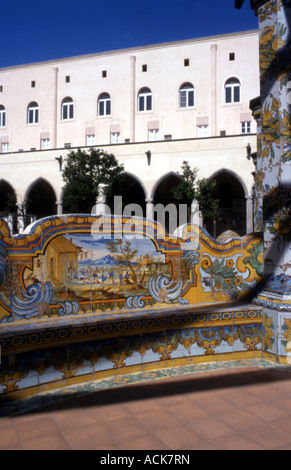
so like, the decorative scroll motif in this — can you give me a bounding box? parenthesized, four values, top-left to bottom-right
(57, 300, 80, 316)
(126, 296, 146, 309)
(148, 275, 186, 304)
(10, 282, 53, 319)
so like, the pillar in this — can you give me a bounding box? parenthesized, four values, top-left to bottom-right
(146, 199, 154, 220)
(130, 56, 136, 143)
(251, 0, 291, 363)
(246, 196, 253, 234)
(53, 67, 59, 149)
(211, 44, 217, 137)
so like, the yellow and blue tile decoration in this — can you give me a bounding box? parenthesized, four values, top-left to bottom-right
(250, 0, 291, 365)
(0, 214, 266, 399)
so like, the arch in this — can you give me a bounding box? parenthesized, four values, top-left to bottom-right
(0, 105, 6, 127)
(150, 171, 180, 201)
(209, 167, 249, 197)
(224, 77, 241, 104)
(0, 179, 18, 233)
(61, 97, 74, 120)
(138, 87, 152, 112)
(0, 179, 17, 213)
(151, 172, 182, 233)
(106, 172, 147, 217)
(208, 169, 247, 238)
(27, 101, 39, 124)
(98, 92, 111, 116)
(179, 82, 195, 108)
(24, 178, 57, 221)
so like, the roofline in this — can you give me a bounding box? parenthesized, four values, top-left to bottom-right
(0, 29, 259, 71)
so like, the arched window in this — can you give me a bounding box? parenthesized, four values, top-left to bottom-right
(225, 78, 241, 103)
(27, 102, 39, 124)
(179, 83, 195, 108)
(0, 106, 6, 127)
(98, 93, 111, 116)
(61, 97, 74, 120)
(138, 88, 152, 112)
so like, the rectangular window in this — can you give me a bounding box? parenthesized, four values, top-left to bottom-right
(106, 100, 111, 115)
(28, 108, 38, 124)
(148, 129, 160, 141)
(142, 64, 147, 72)
(87, 135, 96, 146)
(225, 87, 232, 103)
(111, 132, 121, 144)
(0, 110, 6, 127)
(241, 121, 251, 134)
(197, 125, 209, 138)
(164, 135, 172, 140)
(184, 58, 190, 66)
(2, 142, 9, 153)
(41, 138, 51, 149)
(234, 86, 240, 103)
(229, 52, 235, 61)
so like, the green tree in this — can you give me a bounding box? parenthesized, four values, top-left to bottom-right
(172, 161, 219, 224)
(62, 148, 124, 213)
(106, 239, 138, 284)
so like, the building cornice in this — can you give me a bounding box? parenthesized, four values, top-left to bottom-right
(0, 29, 259, 72)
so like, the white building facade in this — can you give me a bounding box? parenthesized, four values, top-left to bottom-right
(0, 29, 260, 237)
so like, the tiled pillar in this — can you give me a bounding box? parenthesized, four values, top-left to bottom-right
(252, 0, 291, 362)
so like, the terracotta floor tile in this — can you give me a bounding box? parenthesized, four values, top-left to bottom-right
(120, 433, 168, 450)
(219, 407, 265, 431)
(88, 403, 132, 423)
(13, 416, 61, 443)
(0, 420, 20, 449)
(52, 407, 99, 432)
(188, 415, 235, 441)
(247, 402, 287, 422)
(193, 393, 237, 415)
(64, 423, 116, 450)
(213, 431, 266, 450)
(270, 414, 291, 435)
(169, 402, 211, 423)
(156, 424, 212, 450)
(246, 423, 291, 450)
(122, 398, 164, 415)
(21, 433, 71, 450)
(217, 389, 262, 407)
(137, 409, 181, 431)
(102, 416, 148, 444)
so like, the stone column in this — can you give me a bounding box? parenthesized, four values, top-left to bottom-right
(56, 200, 63, 215)
(245, 196, 253, 234)
(146, 199, 154, 220)
(92, 184, 108, 216)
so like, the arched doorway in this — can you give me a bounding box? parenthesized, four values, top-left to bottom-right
(0, 180, 18, 232)
(207, 170, 247, 238)
(152, 173, 182, 234)
(25, 179, 57, 221)
(106, 173, 146, 218)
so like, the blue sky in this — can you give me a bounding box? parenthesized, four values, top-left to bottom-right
(1, 0, 258, 68)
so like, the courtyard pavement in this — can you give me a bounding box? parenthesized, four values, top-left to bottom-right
(1, 361, 291, 450)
